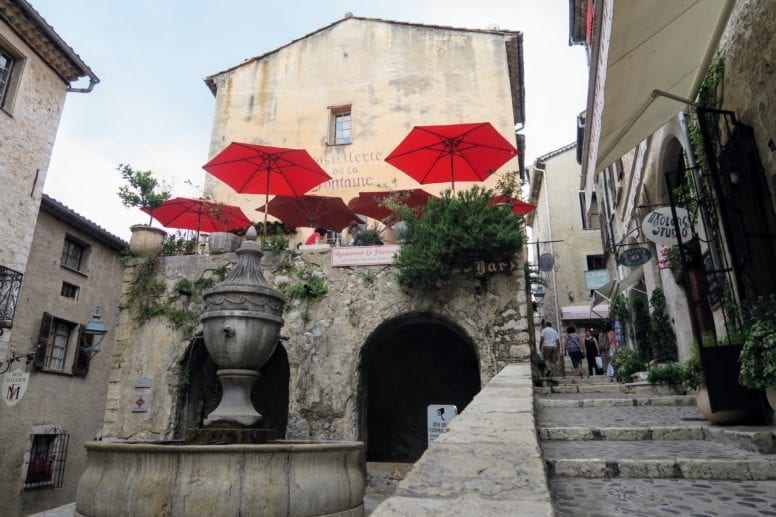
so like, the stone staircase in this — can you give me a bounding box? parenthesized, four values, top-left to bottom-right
(536, 372, 776, 516)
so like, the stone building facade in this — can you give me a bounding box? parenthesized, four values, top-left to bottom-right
(0, 195, 125, 517)
(527, 143, 607, 333)
(103, 246, 530, 461)
(575, 0, 776, 366)
(0, 0, 98, 359)
(202, 15, 525, 240)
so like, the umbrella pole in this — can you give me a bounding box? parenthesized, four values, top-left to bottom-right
(450, 152, 455, 193)
(263, 173, 270, 239)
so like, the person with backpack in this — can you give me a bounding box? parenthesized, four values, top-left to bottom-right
(565, 326, 585, 377)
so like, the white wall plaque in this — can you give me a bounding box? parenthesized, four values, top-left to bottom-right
(2, 368, 29, 407)
(331, 245, 400, 267)
(427, 404, 458, 445)
(131, 393, 150, 412)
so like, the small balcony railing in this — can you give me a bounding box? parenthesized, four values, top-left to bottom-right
(0, 264, 23, 334)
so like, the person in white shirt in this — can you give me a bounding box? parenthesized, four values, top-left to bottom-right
(539, 321, 561, 376)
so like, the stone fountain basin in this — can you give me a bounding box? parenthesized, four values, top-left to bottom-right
(201, 309, 284, 369)
(76, 440, 365, 516)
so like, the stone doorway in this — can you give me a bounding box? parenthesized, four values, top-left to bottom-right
(360, 313, 481, 462)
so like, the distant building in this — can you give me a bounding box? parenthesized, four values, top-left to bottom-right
(527, 143, 608, 336)
(0, 195, 125, 516)
(203, 15, 525, 243)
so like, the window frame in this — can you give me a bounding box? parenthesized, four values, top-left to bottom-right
(0, 39, 25, 115)
(328, 105, 352, 145)
(34, 312, 91, 376)
(60, 281, 79, 300)
(60, 235, 90, 274)
(23, 427, 69, 490)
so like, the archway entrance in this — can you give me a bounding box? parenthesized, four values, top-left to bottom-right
(360, 314, 480, 462)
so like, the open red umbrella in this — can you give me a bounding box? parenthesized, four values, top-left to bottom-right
(348, 189, 436, 221)
(141, 197, 252, 237)
(489, 194, 536, 216)
(257, 195, 362, 232)
(202, 142, 332, 231)
(385, 122, 518, 191)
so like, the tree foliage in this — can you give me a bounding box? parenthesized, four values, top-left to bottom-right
(394, 186, 525, 288)
(117, 163, 172, 225)
(649, 287, 678, 362)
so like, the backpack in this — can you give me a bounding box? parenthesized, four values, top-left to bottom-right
(567, 334, 581, 353)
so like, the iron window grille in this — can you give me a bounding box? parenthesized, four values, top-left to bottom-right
(60, 282, 79, 300)
(60, 238, 84, 271)
(24, 432, 69, 490)
(0, 265, 23, 334)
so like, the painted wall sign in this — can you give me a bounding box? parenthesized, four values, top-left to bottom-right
(427, 404, 458, 445)
(464, 260, 517, 276)
(640, 207, 692, 247)
(331, 245, 400, 267)
(584, 269, 610, 290)
(618, 247, 652, 267)
(2, 368, 29, 407)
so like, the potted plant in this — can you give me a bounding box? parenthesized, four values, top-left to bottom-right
(739, 295, 776, 410)
(117, 163, 171, 255)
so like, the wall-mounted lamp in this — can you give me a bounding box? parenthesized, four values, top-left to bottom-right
(533, 286, 546, 306)
(81, 307, 108, 358)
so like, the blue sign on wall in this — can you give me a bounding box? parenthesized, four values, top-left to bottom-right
(584, 269, 610, 290)
(618, 247, 652, 267)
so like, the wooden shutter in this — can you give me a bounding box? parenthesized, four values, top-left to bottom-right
(34, 312, 53, 369)
(71, 326, 91, 376)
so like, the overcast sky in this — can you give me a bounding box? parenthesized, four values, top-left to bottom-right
(34, 0, 588, 241)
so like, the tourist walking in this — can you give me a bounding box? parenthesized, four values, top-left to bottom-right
(584, 329, 601, 376)
(565, 326, 585, 377)
(605, 322, 618, 380)
(540, 322, 561, 377)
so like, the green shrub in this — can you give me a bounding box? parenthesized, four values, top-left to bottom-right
(611, 347, 643, 382)
(681, 352, 704, 390)
(649, 288, 678, 361)
(647, 362, 684, 386)
(261, 235, 290, 253)
(394, 186, 524, 288)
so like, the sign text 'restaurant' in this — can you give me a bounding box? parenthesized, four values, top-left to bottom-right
(331, 245, 401, 267)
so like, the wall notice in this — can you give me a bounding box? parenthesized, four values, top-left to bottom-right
(427, 404, 458, 445)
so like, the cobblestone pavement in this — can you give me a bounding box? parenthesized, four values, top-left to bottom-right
(537, 370, 776, 516)
(550, 478, 776, 516)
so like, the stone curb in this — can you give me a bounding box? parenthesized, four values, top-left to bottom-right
(539, 426, 707, 441)
(546, 458, 776, 480)
(536, 396, 697, 408)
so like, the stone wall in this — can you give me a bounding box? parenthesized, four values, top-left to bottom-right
(103, 246, 530, 442)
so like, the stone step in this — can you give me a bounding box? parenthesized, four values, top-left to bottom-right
(542, 440, 776, 480)
(550, 478, 776, 516)
(537, 404, 706, 428)
(536, 395, 697, 408)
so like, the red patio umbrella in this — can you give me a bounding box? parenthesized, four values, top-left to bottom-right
(385, 122, 518, 191)
(348, 189, 436, 221)
(202, 142, 332, 232)
(141, 197, 252, 237)
(489, 194, 536, 216)
(257, 195, 362, 232)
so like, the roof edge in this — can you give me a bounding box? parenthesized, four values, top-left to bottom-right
(40, 194, 127, 251)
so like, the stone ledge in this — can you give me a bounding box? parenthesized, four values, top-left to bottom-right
(547, 458, 776, 480)
(371, 363, 553, 516)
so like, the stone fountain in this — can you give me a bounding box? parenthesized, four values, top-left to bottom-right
(76, 228, 365, 516)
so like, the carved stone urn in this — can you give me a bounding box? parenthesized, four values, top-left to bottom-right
(200, 226, 285, 427)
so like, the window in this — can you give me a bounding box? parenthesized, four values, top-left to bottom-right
(61, 282, 79, 300)
(60, 237, 88, 272)
(24, 429, 69, 490)
(586, 254, 606, 270)
(0, 44, 23, 113)
(329, 105, 352, 145)
(34, 312, 91, 375)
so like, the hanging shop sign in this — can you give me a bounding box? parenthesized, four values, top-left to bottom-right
(618, 247, 652, 267)
(584, 269, 610, 290)
(2, 368, 29, 407)
(538, 253, 555, 272)
(640, 207, 692, 247)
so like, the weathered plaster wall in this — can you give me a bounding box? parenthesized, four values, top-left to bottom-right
(203, 18, 520, 226)
(103, 246, 530, 443)
(0, 211, 124, 517)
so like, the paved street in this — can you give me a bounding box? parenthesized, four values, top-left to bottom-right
(537, 368, 776, 516)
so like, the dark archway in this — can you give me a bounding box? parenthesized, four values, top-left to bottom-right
(360, 313, 480, 462)
(177, 337, 289, 438)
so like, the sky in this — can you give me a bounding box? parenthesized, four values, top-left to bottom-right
(34, 0, 589, 241)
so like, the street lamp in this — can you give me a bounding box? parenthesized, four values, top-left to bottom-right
(81, 307, 108, 358)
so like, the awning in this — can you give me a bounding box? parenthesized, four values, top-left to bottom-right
(592, 266, 645, 306)
(562, 304, 609, 321)
(583, 0, 735, 178)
